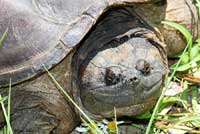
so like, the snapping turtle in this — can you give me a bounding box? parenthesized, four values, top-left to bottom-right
(0, 0, 198, 133)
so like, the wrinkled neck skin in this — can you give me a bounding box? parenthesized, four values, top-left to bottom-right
(71, 7, 168, 119)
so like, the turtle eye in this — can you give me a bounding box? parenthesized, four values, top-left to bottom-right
(104, 68, 120, 86)
(135, 59, 151, 75)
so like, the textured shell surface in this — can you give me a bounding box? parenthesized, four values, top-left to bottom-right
(0, 0, 151, 86)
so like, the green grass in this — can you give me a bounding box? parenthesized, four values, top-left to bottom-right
(44, 66, 105, 134)
(195, 0, 200, 15)
(0, 79, 13, 134)
(0, 29, 13, 134)
(114, 107, 119, 134)
(145, 19, 200, 133)
(0, 28, 8, 48)
(138, 2, 200, 133)
(145, 21, 193, 134)
(144, 2, 200, 131)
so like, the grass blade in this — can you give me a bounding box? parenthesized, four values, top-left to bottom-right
(176, 114, 200, 126)
(7, 79, 12, 133)
(191, 86, 199, 113)
(195, 0, 200, 16)
(0, 28, 8, 47)
(114, 107, 118, 134)
(161, 21, 192, 52)
(145, 21, 194, 134)
(44, 66, 104, 134)
(145, 38, 192, 134)
(0, 94, 13, 134)
(0, 96, 8, 103)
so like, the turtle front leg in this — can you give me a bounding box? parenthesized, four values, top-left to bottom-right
(0, 58, 79, 134)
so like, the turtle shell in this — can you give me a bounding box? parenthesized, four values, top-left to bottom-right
(0, 0, 151, 86)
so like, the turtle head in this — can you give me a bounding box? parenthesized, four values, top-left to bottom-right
(71, 6, 167, 119)
(72, 36, 167, 119)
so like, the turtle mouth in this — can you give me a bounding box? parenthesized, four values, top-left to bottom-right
(91, 74, 162, 97)
(79, 72, 163, 116)
(83, 74, 162, 105)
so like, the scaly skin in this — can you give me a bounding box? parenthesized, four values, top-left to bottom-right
(0, 55, 79, 134)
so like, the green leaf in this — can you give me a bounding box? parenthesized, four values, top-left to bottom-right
(191, 120, 200, 128)
(0, 96, 8, 103)
(131, 123, 145, 130)
(176, 63, 191, 71)
(191, 86, 200, 113)
(162, 96, 188, 109)
(171, 54, 200, 71)
(161, 21, 192, 43)
(191, 53, 200, 63)
(176, 114, 200, 126)
(136, 110, 152, 119)
(114, 107, 119, 134)
(173, 54, 200, 72)
(0, 28, 8, 47)
(195, 0, 200, 16)
(181, 81, 189, 100)
(7, 79, 12, 133)
(189, 45, 199, 60)
(145, 21, 193, 134)
(162, 96, 180, 103)
(195, 37, 200, 44)
(179, 53, 189, 65)
(161, 21, 193, 52)
(0, 94, 13, 134)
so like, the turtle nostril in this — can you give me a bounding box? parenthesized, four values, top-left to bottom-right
(130, 76, 138, 83)
(135, 59, 151, 75)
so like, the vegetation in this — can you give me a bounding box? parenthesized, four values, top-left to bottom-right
(145, 1, 200, 133)
(0, 28, 8, 48)
(0, 80, 13, 134)
(145, 21, 200, 134)
(0, 29, 13, 134)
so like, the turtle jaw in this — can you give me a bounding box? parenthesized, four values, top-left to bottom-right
(79, 71, 163, 118)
